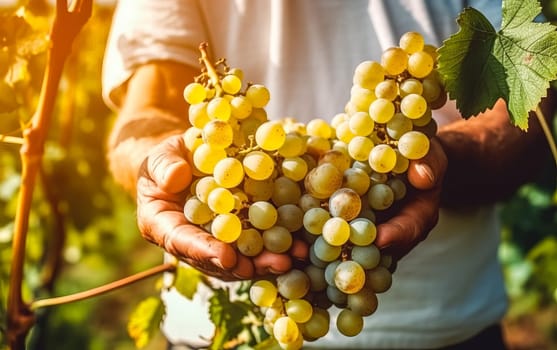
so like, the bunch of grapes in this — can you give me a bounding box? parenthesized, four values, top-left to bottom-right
(181, 31, 446, 349)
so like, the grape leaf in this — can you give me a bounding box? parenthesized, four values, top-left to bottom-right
(173, 265, 203, 299)
(437, 0, 557, 130)
(127, 296, 164, 349)
(208, 287, 253, 350)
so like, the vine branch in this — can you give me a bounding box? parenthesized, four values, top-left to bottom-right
(30, 262, 176, 310)
(535, 105, 557, 168)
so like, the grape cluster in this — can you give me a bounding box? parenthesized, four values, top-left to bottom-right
(181, 32, 446, 349)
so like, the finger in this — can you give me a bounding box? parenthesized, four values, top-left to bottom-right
(407, 137, 447, 190)
(374, 191, 439, 260)
(253, 250, 293, 276)
(147, 136, 193, 194)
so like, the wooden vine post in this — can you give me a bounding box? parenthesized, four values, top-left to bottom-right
(6, 1, 92, 349)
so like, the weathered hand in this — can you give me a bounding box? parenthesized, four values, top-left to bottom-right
(374, 137, 447, 268)
(135, 134, 305, 280)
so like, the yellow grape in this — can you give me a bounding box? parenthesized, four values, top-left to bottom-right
(243, 150, 275, 180)
(183, 82, 207, 104)
(399, 31, 425, 54)
(211, 213, 242, 243)
(213, 157, 244, 188)
(352, 60, 385, 90)
(221, 74, 242, 94)
(369, 98, 395, 123)
(400, 93, 427, 119)
(408, 51, 434, 78)
(202, 119, 233, 148)
(207, 187, 235, 214)
(192, 143, 226, 174)
(381, 47, 408, 76)
(306, 118, 333, 139)
(207, 96, 231, 121)
(246, 84, 270, 108)
(255, 121, 286, 151)
(369, 144, 397, 173)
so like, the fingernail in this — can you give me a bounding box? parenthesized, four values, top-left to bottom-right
(415, 163, 435, 184)
(210, 257, 224, 269)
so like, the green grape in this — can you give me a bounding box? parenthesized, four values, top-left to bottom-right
(334, 260, 366, 294)
(304, 163, 343, 199)
(351, 244, 381, 269)
(298, 193, 322, 212)
(230, 95, 253, 120)
(352, 160, 372, 174)
(324, 260, 341, 286)
(412, 107, 433, 127)
(303, 207, 331, 235)
(300, 307, 330, 340)
(207, 187, 235, 214)
(392, 149, 410, 174)
(408, 51, 434, 78)
(306, 118, 332, 138)
(272, 176, 302, 207)
(365, 266, 393, 293)
(256, 120, 286, 151)
(221, 74, 242, 94)
(331, 112, 349, 129)
(231, 189, 248, 211)
(423, 44, 439, 61)
(285, 299, 313, 323)
(342, 167, 371, 196)
(183, 82, 207, 104)
(243, 150, 275, 180)
(370, 171, 389, 185)
(188, 102, 210, 128)
(398, 130, 430, 159)
(276, 269, 310, 300)
(309, 245, 329, 268)
(306, 136, 331, 157)
(192, 143, 226, 174)
(367, 183, 395, 211)
(213, 157, 244, 188)
(322, 217, 351, 246)
(358, 208, 377, 223)
(236, 228, 264, 257)
(399, 31, 425, 54)
(278, 333, 304, 350)
(305, 264, 328, 292)
(349, 218, 377, 246)
(348, 136, 374, 162)
(381, 47, 408, 76)
(312, 236, 342, 262)
(400, 93, 427, 119)
(335, 120, 356, 143)
(386, 112, 413, 140)
(202, 119, 233, 149)
(374, 79, 398, 101)
(277, 204, 304, 232)
(183, 127, 203, 151)
(399, 78, 423, 97)
(281, 156, 308, 182)
(347, 287, 378, 316)
(273, 316, 300, 345)
(243, 177, 274, 201)
(352, 60, 385, 90)
(326, 285, 348, 307)
(388, 177, 407, 200)
(348, 111, 375, 137)
(369, 98, 395, 123)
(195, 176, 219, 203)
(183, 197, 213, 225)
(422, 75, 443, 103)
(328, 188, 362, 221)
(211, 213, 242, 243)
(207, 96, 231, 121)
(379, 254, 394, 269)
(262, 226, 293, 253)
(227, 67, 244, 80)
(249, 279, 278, 307)
(246, 84, 270, 108)
(279, 133, 306, 157)
(337, 310, 365, 338)
(368, 144, 397, 173)
(248, 201, 278, 230)
(349, 85, 376, 111)
(318, 150, 351, 173)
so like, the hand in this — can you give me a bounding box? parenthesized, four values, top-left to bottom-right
(374, 137, 447, 269)
(136, 134, 305, 280)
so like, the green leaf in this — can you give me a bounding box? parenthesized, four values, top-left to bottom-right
(437, 0, 557, 129)
(127, 296, 165, 349)
(173, 265, 203, 299)
(208, 287, 253, 350)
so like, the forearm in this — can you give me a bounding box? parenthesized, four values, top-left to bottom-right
(106, 61, 196, 195)
(437, 94, 555, 207)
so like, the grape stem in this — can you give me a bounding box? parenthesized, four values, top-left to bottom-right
(199, 42, 223, 97)
(535, 105, 557, 168)
(0, 135, 24, 144)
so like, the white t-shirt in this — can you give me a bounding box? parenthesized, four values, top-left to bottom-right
(102, 1, 508, 348)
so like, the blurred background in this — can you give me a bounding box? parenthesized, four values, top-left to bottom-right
(0, 1, 556, 349)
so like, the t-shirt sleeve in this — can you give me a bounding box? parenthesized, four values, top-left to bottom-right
(101, 0, 206, 110)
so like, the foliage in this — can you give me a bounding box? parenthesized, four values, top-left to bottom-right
(438, 0, 557, 129)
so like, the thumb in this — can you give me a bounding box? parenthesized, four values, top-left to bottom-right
(407, 137, 446, 190)
(147, 135, 193, 194)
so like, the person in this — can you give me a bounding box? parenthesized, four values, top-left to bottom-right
(101, 0, 555, 349)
